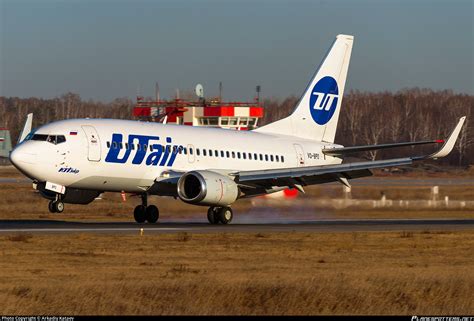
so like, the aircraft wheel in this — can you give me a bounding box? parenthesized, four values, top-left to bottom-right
(217, 207, 233, 225)
(146, 205, 159, 223)
(48, 201, 57, 213)
(54, 201, 64, 213)
(207, 207, 219, 224)
(134, 205, 147, 223)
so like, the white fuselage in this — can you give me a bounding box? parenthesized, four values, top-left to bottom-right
(11, 119, 343, 193)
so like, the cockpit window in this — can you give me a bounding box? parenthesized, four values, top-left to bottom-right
(56, 135, 66, 144)
(31, 134, 49, 141)
(31, 134, 66, 145)
(24, 132, 35, 141)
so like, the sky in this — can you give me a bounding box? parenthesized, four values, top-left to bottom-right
(0, 0, 473, 102)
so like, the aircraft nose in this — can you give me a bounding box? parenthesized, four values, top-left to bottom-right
(9, 144, 37, 168)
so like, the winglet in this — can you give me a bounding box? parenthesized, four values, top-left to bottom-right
(427, 116, 466, 159)
(18, 113, 33, 144)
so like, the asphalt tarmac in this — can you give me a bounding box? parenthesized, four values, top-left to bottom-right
(0, 218, 473, 234)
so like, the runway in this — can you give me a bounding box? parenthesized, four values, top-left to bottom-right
(0, 218, 473, 234)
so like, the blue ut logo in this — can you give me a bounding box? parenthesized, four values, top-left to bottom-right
(105, 134, 181, 167)
(309, 76, 339, 125)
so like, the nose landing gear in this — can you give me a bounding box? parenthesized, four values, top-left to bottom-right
(133, 194, 160, 224)
(48, 200, 64, 213)
(47, 193, 64, 213)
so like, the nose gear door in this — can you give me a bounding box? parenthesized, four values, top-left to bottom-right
(82, 125, 101, 161)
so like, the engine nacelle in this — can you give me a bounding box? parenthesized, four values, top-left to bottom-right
(177, 170, 239, 206)
(35, 182, 101, 204)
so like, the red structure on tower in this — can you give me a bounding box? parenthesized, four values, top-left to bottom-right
(133, 84, 264, 130)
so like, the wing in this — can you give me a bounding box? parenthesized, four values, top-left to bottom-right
(234, 116, 466, 196)
(322, 139, 445, 157)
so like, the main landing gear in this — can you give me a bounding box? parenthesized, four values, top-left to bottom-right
(134, 194, 159, 224)
(48, 195, 64, 213)
(207, 206, 233, 225)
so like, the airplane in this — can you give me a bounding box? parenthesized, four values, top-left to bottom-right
(9, 34, 466, 224)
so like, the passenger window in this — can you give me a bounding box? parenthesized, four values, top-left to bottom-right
(270, 155, 274, 162)
(184, 147, 187, 155)
(209, 150, 213, 157)
(150, 145, 153, 151)
(131, 144, 135, 150)
(243, 153, 246, 160)
(254, 153, 258, 160)
(107, 141, 111, 148)
(143, 144, 147, 151)
(249, 153, 252, 160)
(281, 155, 284, 162)
(265, 154, 269, 161)
(137, 144, 141, 150)
(197, 149, 200, 156)
(203, 149, 207, 156)
(215, 150, 219, 157)
(119, 142, 123, 149)
(226, 151, 230, 158)
(221, 151, 224, 157)
(166, 146, 170, 153)
(276, 155, 279, 162)
(232, 152, 235, 158)
(113, 142, 118, 149)
(259, 154, 263, 161)
(190, 148, 194, 155)
(237, 152, 241, 159)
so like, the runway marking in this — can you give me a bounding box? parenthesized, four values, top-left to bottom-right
(0, 228, 188, 233)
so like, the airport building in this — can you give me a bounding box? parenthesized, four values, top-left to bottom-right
(132, 85, 264, 130)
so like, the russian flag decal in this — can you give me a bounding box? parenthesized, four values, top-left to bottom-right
(69, 131, 78, 135)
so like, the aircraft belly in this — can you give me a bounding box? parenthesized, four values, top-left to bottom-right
(69, 176, 154, 193)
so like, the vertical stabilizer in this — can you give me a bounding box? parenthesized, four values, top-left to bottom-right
(255, 34, 354, 143)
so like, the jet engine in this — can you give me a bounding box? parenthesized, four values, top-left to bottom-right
(177, 170, 239, 206)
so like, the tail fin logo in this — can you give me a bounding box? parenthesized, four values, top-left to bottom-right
(309, 76, 339, 125)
